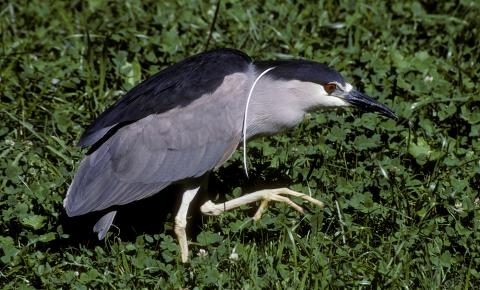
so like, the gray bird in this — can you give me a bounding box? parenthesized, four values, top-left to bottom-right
(64, 48, 396, 262)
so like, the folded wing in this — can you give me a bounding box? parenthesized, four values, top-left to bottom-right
(65, 64, 251, 216)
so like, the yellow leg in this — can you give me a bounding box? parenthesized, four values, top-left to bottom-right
(174, 187, 200, 263)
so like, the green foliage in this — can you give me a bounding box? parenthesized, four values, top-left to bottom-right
(1, 0, 479, 288)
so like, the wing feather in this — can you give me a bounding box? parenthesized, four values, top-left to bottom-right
(64, 72, 251, 216)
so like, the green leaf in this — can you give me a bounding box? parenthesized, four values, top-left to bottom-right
(21, 215, 47, 230)
(38, 232, 56, 243)
(0, 236, 20, 264)
(354, 134, 380, 151)
(196, 231, 223, 246)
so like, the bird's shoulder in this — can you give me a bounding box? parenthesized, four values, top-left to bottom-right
(78, 48, 252, 147)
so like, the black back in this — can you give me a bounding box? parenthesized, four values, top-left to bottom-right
(78, 48, 252, 147)
(254, 59, 345, 86)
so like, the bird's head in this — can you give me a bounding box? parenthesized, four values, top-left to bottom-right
(254, 60, 397, 120)
(315, 80, 397, 119)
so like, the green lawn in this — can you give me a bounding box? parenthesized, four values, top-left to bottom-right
(1, 0, 479, 288)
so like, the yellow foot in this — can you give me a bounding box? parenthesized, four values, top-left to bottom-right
(200, 187, 324, 220)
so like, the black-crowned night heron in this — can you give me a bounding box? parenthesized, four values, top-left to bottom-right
(64, 48, 396, 262)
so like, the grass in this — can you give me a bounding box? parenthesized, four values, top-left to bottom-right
(1, 0, 479, 288)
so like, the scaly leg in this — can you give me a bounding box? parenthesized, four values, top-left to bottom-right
(200, 188, 323, 220)
(174, 187, 200, 263)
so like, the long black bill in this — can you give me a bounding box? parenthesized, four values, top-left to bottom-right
(344, 90, 397, 119)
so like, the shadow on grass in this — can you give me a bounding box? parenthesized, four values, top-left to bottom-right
(56, 161, 290, 247)
(58, 183, 205, 249)
(56, 159, 292, 249)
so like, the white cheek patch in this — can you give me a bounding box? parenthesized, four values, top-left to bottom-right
(291, 81, 350, 108)
(315, 82, 350, 107)
(344, 82, 353, 92)
(297, 82, 349, 107)
(320, 95, 350, 107)
(334, 81, 353, 93)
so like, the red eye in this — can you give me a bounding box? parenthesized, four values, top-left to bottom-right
(323, 83, 337, 94)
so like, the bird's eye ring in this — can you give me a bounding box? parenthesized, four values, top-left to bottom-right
(324, 83, 337, 94)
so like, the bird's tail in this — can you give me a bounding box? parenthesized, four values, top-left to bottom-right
(93, 211, 117, 240)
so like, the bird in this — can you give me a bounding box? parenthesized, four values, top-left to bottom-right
(64, 48, 396, 262)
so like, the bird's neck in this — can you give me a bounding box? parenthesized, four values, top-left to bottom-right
(245, 78, 310, 140)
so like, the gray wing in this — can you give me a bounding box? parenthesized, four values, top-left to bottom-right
(77, 48, 252, 147)
(64, 72, 250, 216)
